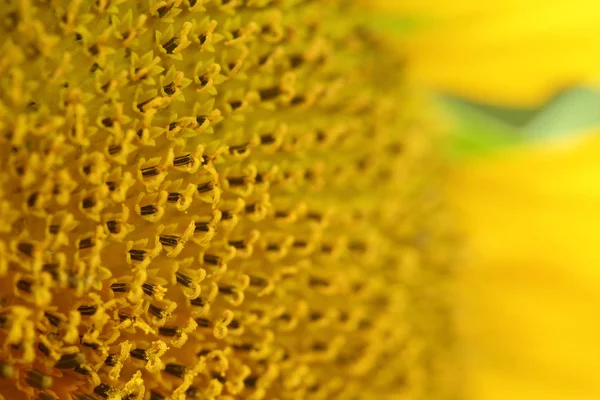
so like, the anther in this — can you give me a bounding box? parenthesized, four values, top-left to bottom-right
(150, 392, 166, 400)
(25, 370, 52, 389)
(44, 312, 62, 327)
(110, 282, 129, 293)
(108, 145, 121, 155)
(163, 82, 176, 95)
(159, 235, 179, 246)
(48, 224, 60, 234)
(101, 118, 113, 127)
(78, 238, 94, 250)
(140, 205, 158, 216)
(17, 242, 34, 257)
(106, 220, 120, 234)
(94, 383, 113, 398)
(229, 100, 242, 110)
(157, 4, 174, 18)
(104, 354, 117, 367)
(77, 305, 98, 316)
(197, 182, 213, 193)
(203, 254, 221, 265)
(82, 197, 95, 209)
(74, 366, 91, 375)
(194, 222, 209, 232)
(194, 318, 210, 328)
(164, 363, 186, 378)
(228, 240, 245, 249)
(158, 326, 182, 337)
(37, 342, 50, 357)
(259, 87, 280, 101)
(130, 348, 148, 361)
(173, 155, 194, 169)
(190, 297, 206, 307)
(218, 285, 235, 295)
(142, 283, 157, 297)
(106, 181, 117, 191)
(137, 97, 156, 112)
(129, 249, 146, 262)
(244, 376, 258, 388)
(167, 192, 182, 202)
(260, 134, 276, 145)
(148, 304, 164, 319)
(175, 272, 193, 288)
(162, 37, 179, 54)
(54, 353, 84, 369)
(195, 115, 208, 125)
(17, 279, 32, 293)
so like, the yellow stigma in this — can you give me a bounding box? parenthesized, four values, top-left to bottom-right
(0, 1, 455, 399)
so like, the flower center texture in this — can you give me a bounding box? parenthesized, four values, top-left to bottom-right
(0, 1, 457, 399)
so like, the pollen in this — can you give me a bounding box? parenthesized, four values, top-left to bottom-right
(0, 1, 456, 399)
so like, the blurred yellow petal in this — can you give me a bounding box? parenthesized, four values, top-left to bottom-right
(364, 0, 600, 106)
(448, 133, 600, 400)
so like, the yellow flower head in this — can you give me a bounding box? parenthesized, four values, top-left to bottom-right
(0, 1, 455, 399)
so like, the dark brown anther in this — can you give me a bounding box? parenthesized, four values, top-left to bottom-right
(229, 100, 242, 110)
(228, 319, 240, 329)
(203, 254, 221, 265)
(227, 176, 246, 186)
(17, 279, 32, 293)
(195, 115, 208, 125)
(108, 145, 121, 155)
(164, 363, 186, 378)
(104, 354, 117, 367)
(94, 383, 113, 398)
(315, 130, 326, 142)
(137, 97, 155, 112)
(74, 365, 91, 375)
(190, 297, 206, 307)
(197, 182, 213, 193)
(82, 164, 92, 175)
(173, 154, 193, 166)
(167, 192, 181, 202)
(110, 282, 128, 293)
(37, 342, 50, 357)
(101, 117, 113, 127)
(82, 197, 95, 209)
(309, 312, 323, 321)
(90, 63, 101, 73)
(244, 376, 257, 388)
(249, 276, 267, 287)
(218, 285, 235, 295)
(141, 165, 160, 177)
(309, 277, 330, 287)
(78, 238, 94, 250)
(274, 210, 289, 218)
(245, 204, 257, 213)
(142, 283, 157, 297)
(290, 95, 305, 105)
(74, 394, 95, 400)
(196, 349, 210, 357)
(148, 304, 164, 319)
(106, 181, 117, 191)
(293, 240, 307, 248)
(198, 33, 207, 45)
(25, 370, 52, 389)
(88, 44, 99, 55)
(266, 243, 280, 251)
(37, 392, 55, 400)
(349, 241, 367, 252)
(260, 134, 276, 145)
(163, 82, 176, 95)
(130, 348, 148, 361)
(228, 240, 245, 249)
(129, 249, 145, 261)
(48, 224, 60, 234)
(157, 4, 174, 18)
(312, 342, 327, 351)
(232, 343, 253, 351)
(199, 74, 209, 86)
(168, 122, 178, 131)
(289, 54, 304, 68)
(259, 87, 280, 101)
(175, 272, 193, 288)
(77, 305, 98, 316)
(82, 342, 99, 350)
(162, 37, 179, 54)
(306, 212, 323, 221)
(159, 235, 179, 247)
(118, 313, 133, 322)
(194, 317, 210, 327)
(140, 205, 157, 216)
(213, 374, 226, 383)
(279, 313, 291, 322)
(308, 384, 320, 392)
(185, 386, 199, 398)
(194, 222, 209, 232)
(321, 244, 333, 253)
(136, 129, 144, 138)
(158, 326, 182, 337)
(221, 210, 233, 220)
(106, 220, 119, 234)
(101, 82, 110, 92)
(18, 242, 34, 257)
(150, 391, 166, 400)
(44, 312, 62, 327)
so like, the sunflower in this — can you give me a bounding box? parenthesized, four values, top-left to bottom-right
(0, 1, 456, 399)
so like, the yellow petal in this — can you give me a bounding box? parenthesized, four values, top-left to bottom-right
(448, 133, 600, 399)
(365, 0, 600, 106)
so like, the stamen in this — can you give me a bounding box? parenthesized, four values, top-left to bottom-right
(164, 363, 186, 378)
(25, 370, 52, 389)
